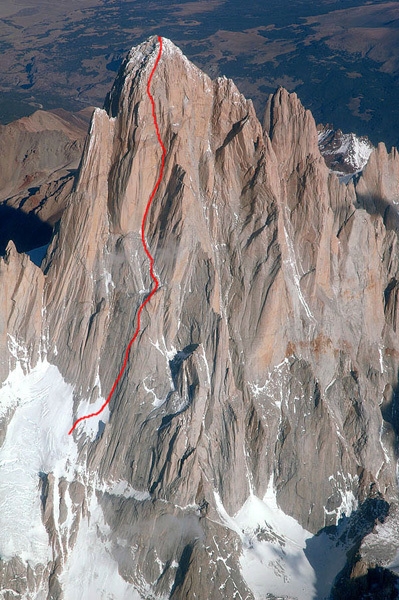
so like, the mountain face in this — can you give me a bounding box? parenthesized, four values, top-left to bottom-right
(0, 107, 93, 256)
(1, 35, 399, 599)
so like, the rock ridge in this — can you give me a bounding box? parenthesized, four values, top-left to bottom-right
(1, 36, 399, 599)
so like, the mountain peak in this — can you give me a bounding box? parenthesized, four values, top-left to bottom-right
(2, 35, 399, 600)
(104, 35, 211, 119)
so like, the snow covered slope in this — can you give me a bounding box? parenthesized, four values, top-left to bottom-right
(214, 478, 353, 600)
(318, 125, 373, 177)
(0, 355, 76, 566)
(0, 349, 140, 599)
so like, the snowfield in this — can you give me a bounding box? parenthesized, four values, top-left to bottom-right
(0, 357, 77, 565)
(0, 354, 136, 599)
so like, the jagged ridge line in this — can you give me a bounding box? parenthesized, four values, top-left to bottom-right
(68, 35, 166, 435)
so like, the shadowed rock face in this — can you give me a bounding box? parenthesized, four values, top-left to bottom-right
(1, 36, 399, 598)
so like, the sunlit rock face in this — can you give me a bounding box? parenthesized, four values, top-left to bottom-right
(1, 36, 399, 599)
(0, 108, 93, 255)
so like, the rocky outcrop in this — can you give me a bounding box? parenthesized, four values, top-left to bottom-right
(1, 36, 399, 598)
(0, 241, 44, 384)
(0, 107, 92, 254)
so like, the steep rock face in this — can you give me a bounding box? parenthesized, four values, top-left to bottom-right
(0, 241, 44, 384)
(356, 142, 399, 229)
(1, 36, 399, 599)
(263, 87, 393, 528)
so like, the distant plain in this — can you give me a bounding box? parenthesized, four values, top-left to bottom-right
(0, 0, 398, 147)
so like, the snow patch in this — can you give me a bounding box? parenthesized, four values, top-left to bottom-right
(103, 268, 115, 296)
(324, 472, 358, 525)
(143, 377, 165, 408)
(105, 479, 150, 501)
(318, 128, 373, 176)
(72, 371, 110, 440)
(149, 335, 177, 362)
(324, 377, 336, 395)
(379, 344, 385, 374)
(248, 358, 290, 400)
(214, 478, 316, 600)
(0, 358, 78, 565)
(59, 485, 137, 600)
(7, 334, 30, 371)
(379, 422, 391, 465)
(214, 475, 354, 599)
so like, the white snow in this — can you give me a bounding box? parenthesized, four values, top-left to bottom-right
(103, 268, 115, 296)
(318, 129, 373, 175)
(214, 478, 316, 600)
(149, 335, 177, 362)
(105, 479, 150, 501)
(379, 344, 385, 374)
(341, 134, 373, 171)
(143, 377, 165, 408)
(72, 372, 110, 440)
(324, 377, 336, 395)
(379, 422, 391, 465)
(248, 358, 290, 400)
(241, 481, 316, 600)
(59, 485, 138, 600)
(148, 335, 177, 391)
(7, 334, 30, 372)
(318, 128, 333, 146)
(200, 345, 211, 388)
(213, 474, 355, 600)
(324, 472, 358, 526)
(0, 358, 78, 565)
(336, 488, 357, 521)
(0, 354, 145, 597)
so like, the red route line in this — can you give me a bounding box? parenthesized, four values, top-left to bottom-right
(68, 35, 166, 435)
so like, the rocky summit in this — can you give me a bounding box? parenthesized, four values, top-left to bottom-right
(1, 35, 399, 599)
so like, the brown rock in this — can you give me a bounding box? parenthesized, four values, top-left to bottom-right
(2, 36, 399, 599)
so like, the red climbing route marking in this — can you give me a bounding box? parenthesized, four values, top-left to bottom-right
(68, 36, 166, 435)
